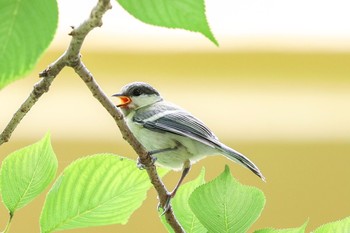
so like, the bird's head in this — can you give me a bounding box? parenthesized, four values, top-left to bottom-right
(113, 82, 162, 113)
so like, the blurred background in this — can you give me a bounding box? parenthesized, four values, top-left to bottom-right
(1, 0, 350, 232)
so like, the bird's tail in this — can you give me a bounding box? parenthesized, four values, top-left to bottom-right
(218, 144, 265, 181)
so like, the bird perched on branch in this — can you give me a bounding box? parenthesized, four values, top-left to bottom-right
(113, 82, 264, 210)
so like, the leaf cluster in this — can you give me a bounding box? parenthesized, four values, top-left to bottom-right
(0, 0, 216, 89)
(0, 134, 349, 232)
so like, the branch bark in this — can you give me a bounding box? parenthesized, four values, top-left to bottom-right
(0, 76, 55, 145)
(0, 0, 184, 232)
(74, 57, 185, 233)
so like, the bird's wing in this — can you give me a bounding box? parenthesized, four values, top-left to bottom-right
(133, 104, 220, 148)
(134, 103, 266, 180)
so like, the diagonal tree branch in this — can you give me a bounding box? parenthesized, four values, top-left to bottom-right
(0, 75, 55, 145)
(73, 58, 184, 232)
(0, 0, 184, 232)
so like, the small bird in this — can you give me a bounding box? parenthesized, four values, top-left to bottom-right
(113, 82, 264, 209)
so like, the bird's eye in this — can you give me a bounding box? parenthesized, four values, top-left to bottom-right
(132, 88, 142, 96)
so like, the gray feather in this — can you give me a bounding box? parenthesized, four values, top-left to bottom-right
(133, 102, 265, 181)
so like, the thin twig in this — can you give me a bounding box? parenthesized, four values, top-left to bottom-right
(0, 75, 55, 145)
(0, 0, 184, 232)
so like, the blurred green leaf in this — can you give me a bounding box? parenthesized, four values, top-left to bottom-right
(40, 154, 168, 233)
(161, 168, 206, 233)
(189, 165, 265, 233)
(255, 221, 308, 233)
(116, 0, 218, 46)
(312, 216, 350, 233)
(0, 133, 58, 214)
(0, 0, 58, 89)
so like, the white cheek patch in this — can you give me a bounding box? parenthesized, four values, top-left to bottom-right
(132, 95, 162, 109)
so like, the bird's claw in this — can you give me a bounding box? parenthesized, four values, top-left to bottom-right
(150, 155, 157, 164)
(136, 157, 146, 170)
(137, 156, 157, 170)
(157, 193, 172, 216)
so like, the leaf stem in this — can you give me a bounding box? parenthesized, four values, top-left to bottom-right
(2, 213, 13, 233)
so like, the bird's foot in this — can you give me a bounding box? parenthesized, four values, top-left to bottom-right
(136, 155, 157, 170)
(136, 157, 146, 170)
(157, 192, 173, 216)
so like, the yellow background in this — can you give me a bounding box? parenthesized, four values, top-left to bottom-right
(0, 49, 350, 232)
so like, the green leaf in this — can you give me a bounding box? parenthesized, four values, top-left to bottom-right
(255, 221, 308, 233)
(0, 133, 58, 214)
(0, 0, 58, 89)
(40, 154, 168, 233)
(161, 168, 206, 233)
(312, 216, 350, 233)
(189, 165, 265, 233)
(116, 0, 218, 46)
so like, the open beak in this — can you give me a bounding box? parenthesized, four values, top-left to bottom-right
(112, 94, 131, 107)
